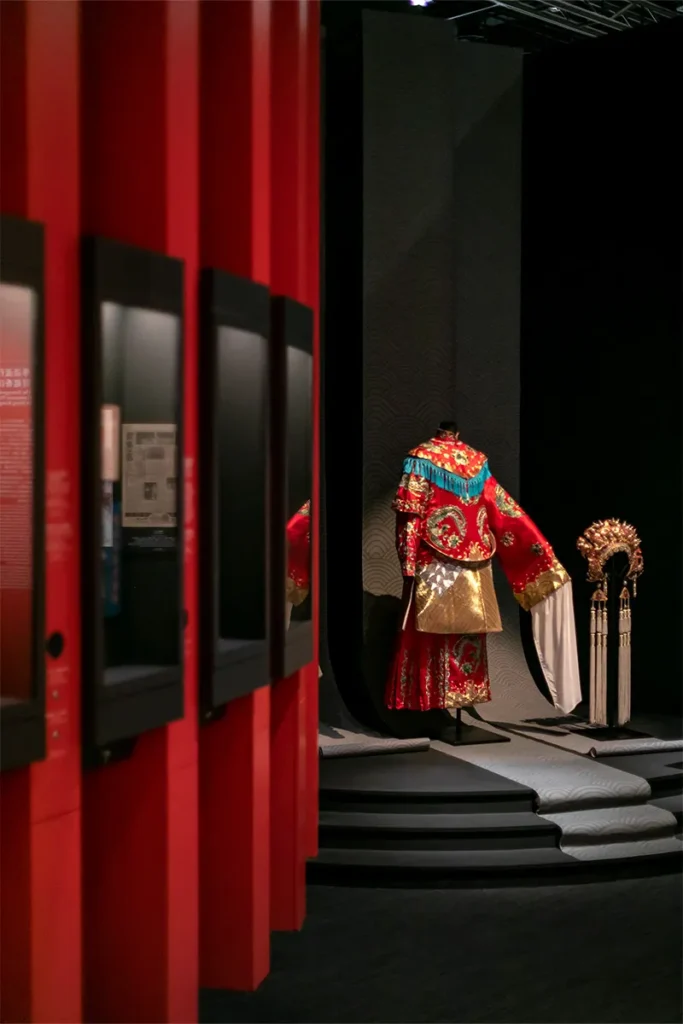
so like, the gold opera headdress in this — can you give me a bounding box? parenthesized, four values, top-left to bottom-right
(576, 519, 643, 730)
(576, 518, 644, 588)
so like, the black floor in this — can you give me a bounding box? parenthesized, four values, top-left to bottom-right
(201, 874, 683, 1024)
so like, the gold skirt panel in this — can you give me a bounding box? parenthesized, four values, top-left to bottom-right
(414, 556, 502, 635)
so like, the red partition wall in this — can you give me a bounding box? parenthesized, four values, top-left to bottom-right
(0, 2, 82, 1021)
(198, 0, 272, 992)
(269, 0, 321, 931)
(305, 0, 322, 863)
(269, 0, 310, 935)
(80, 2, 199, 1021)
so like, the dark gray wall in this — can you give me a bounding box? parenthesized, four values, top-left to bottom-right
(360, 11, 524, 707)
(362, 11, 459, 605)
(452, 44, 523, 495)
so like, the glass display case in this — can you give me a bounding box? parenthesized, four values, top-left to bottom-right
(81, 237, 184, 765)
(0, 216, 46, 771)
(199, 270, 270, 718)
(270, 297, 314, 679)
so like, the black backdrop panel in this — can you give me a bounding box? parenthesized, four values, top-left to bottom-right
(521, 22, 683, 716)
(81, 237, 184, 762)
(199, 270, 270, 713)
(0, 215, 47, 771)
(323, 5, 369, 725)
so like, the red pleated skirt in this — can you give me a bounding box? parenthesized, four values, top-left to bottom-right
(385, 607, 491, 712)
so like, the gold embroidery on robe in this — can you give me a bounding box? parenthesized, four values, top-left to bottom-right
(286, 577, 309, 607)
(494, 484, 523, 518)
(514, 557, 569, 611)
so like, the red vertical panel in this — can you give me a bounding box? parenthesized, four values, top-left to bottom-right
(166, 4, 200, 1011)
(80, 2, 199, 1020)
(304, 0, 321, 861)
(0, 2, 82, 1021)
(269, 0, 310, 935)
(199, 0, 272, 991)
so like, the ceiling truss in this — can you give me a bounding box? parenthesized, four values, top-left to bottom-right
(438, 0, 682, 50)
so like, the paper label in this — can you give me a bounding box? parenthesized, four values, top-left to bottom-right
(121, 423, 177, 528)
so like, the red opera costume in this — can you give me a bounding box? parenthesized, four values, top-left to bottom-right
(287, 500, 312, 607)
(386, 429, 579, 713)
(286, 500, 321, 679)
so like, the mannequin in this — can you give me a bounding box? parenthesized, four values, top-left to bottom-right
(386, 423, 581, 745)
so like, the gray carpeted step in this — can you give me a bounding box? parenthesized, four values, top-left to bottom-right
(651, 792, 683, 827)
(433, 735, 652, 813)
(599, 752, 683, 794)
(312, 845, 574, 872)
(311, 840, 683, 874)
(319, 809, 560, 850)
(561, 836, 683, 862)
(319, 729, 430, 758)
(320, 748, 536, 815)
(542, 803, 678, 844)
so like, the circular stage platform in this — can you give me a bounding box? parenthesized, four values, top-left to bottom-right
(309, 745, 683, 885)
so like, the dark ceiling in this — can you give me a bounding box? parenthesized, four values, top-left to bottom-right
(345, 0, 683, 53)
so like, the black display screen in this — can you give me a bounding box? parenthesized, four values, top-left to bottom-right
(216, 325, 268, 646)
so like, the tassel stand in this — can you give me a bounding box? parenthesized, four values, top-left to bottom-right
(618, 585, 632, 726)
(590, 584, 608, 727)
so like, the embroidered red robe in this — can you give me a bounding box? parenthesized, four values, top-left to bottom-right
(386, 430, 570, 711)
(286, 500, 311, 607)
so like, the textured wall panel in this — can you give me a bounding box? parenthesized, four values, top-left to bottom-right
(362, 11, 457, 607)
(361, 15, 524, 711)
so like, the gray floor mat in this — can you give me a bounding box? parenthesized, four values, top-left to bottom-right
(319, 725, 430, 758)
(434, 728, 680, 861)
(432, 730, 651, 814)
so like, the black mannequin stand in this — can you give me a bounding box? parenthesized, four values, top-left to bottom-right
(438, 708, 509, 747)
(386, 706, 510, 745)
